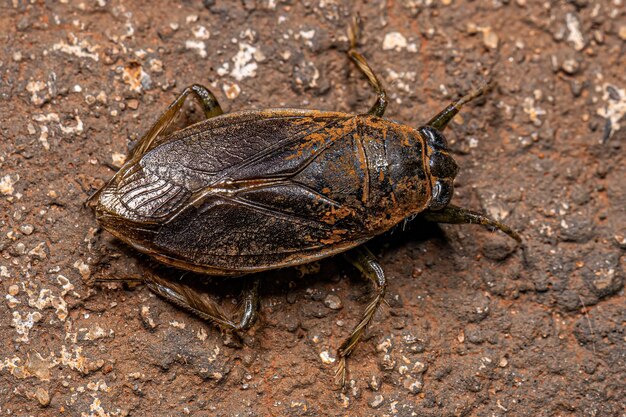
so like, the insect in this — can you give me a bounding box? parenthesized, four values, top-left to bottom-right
(88, 20, 521, 385)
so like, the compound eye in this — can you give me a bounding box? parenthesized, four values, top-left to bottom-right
(429, 179, 454, 210)
(419, 126, 448, 150)
(429, 151, 459, 178)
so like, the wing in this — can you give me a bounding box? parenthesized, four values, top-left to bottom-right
(103, 110, 374, 273)
(153, 183, 369, 274)
(139, 109, 356, 192)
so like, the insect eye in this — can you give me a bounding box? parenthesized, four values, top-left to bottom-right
(419, 126, 448, 150)
(429, 151, 459, 179)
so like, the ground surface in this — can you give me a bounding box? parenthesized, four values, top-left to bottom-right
(1, 1, 624, 416)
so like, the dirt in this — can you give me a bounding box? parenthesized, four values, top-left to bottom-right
(1, 1, 624, 416)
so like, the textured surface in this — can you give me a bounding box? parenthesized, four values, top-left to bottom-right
(0, 1, 624, 416)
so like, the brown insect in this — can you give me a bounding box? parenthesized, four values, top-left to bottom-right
(88, 20, 521, 385)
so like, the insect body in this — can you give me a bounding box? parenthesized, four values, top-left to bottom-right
(90, 22, 520, 385)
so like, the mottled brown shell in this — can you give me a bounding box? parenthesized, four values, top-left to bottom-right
(95, 109, 436, 275)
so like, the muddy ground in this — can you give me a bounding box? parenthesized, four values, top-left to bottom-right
(1, 1, 624, 416)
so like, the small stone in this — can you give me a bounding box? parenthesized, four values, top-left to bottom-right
(570, 80, 583, 97)
(19, 224, 34, 235)
(13, 242, 27, 256)
(481, 27, 499, 50)
(402, 376, 423, 394)
(324, 294, 342, 310)
(28, 242, 47, 259)
(35, 387, 50, 407)
(73, 260, 91, 280)
(368, 375, 381, 391)
(618, 26, 626, 41)
(126, 99, 139, 110)
(559, 215, 595, 242)
(222, 81, 241, 100)
(8, 284, 19, 296)
(614, 234, 626, 249)
(140, 305, 157, 329)
(319, 350, 335, 364)
(561, 58, 580, 75)
(481, 235, 517, 261)
(111, 152, 127, 168)
(369, 394, 384, 409)
(382, 32, 408, 51)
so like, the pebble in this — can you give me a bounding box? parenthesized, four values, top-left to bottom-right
(480, 27, 499, 50)
(482, 236, 517, 261)
(8, 284, 19, 296)
(369, 394, 384, 409)
(20, 224, 34, 235)
(140, 305, 157, 329)
(127, 99, 139, 110)
(368, 375, 381, 391)
(403, 375, 423, 394)
(35, 387, 50, 407)
(570, 80, 584, 97)
(561, 58, 580, 75)
(382, 32, 408, 51)
(559, 215, 595, 242)
(324, 294, 342, 310)
(618, 26, 626, 41)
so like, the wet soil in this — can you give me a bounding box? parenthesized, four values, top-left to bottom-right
(1, 1, 624, 416)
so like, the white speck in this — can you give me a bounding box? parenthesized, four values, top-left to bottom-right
(11, 311, 43, 342)
(59, 116, 83, 135)
(0, 174, 17, 196)
(32, 113, 60, 123)
(320, 350, 335, 364)
(382, 32, 408, 51)
(185, 15, 198, 24)
(5, 294, 20, 308)
(222, 81, 241, 100)
(298, 29, 315, 48)
(566, 13, 585, 51)
(231, 43, 263, 80)
(468, 137, 479, 148)
(185, 40, 207, 58)
(192, 25, 210, 40)
(73, 260, 91, 280)
(111, 152, 126, 168)
(52, 38, 99, 61)
(26, 80, 46, 105)
(522, 97, 546, 126)
(217, 62, 230, 76)
(597, 84, 626, 139)
(169, 320, 186, 329)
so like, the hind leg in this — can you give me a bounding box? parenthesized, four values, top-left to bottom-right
(144, 275, 260, 331)
(336, 246, 387, 386)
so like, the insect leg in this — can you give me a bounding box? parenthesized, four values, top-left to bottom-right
(336, 246, 387, 386)
(423, 204, 522, 243)
(427, 81, 494, 131)
(143, 274, 260, 331)
(130, 84, 223, 159)
(347, 16, 388, 117)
